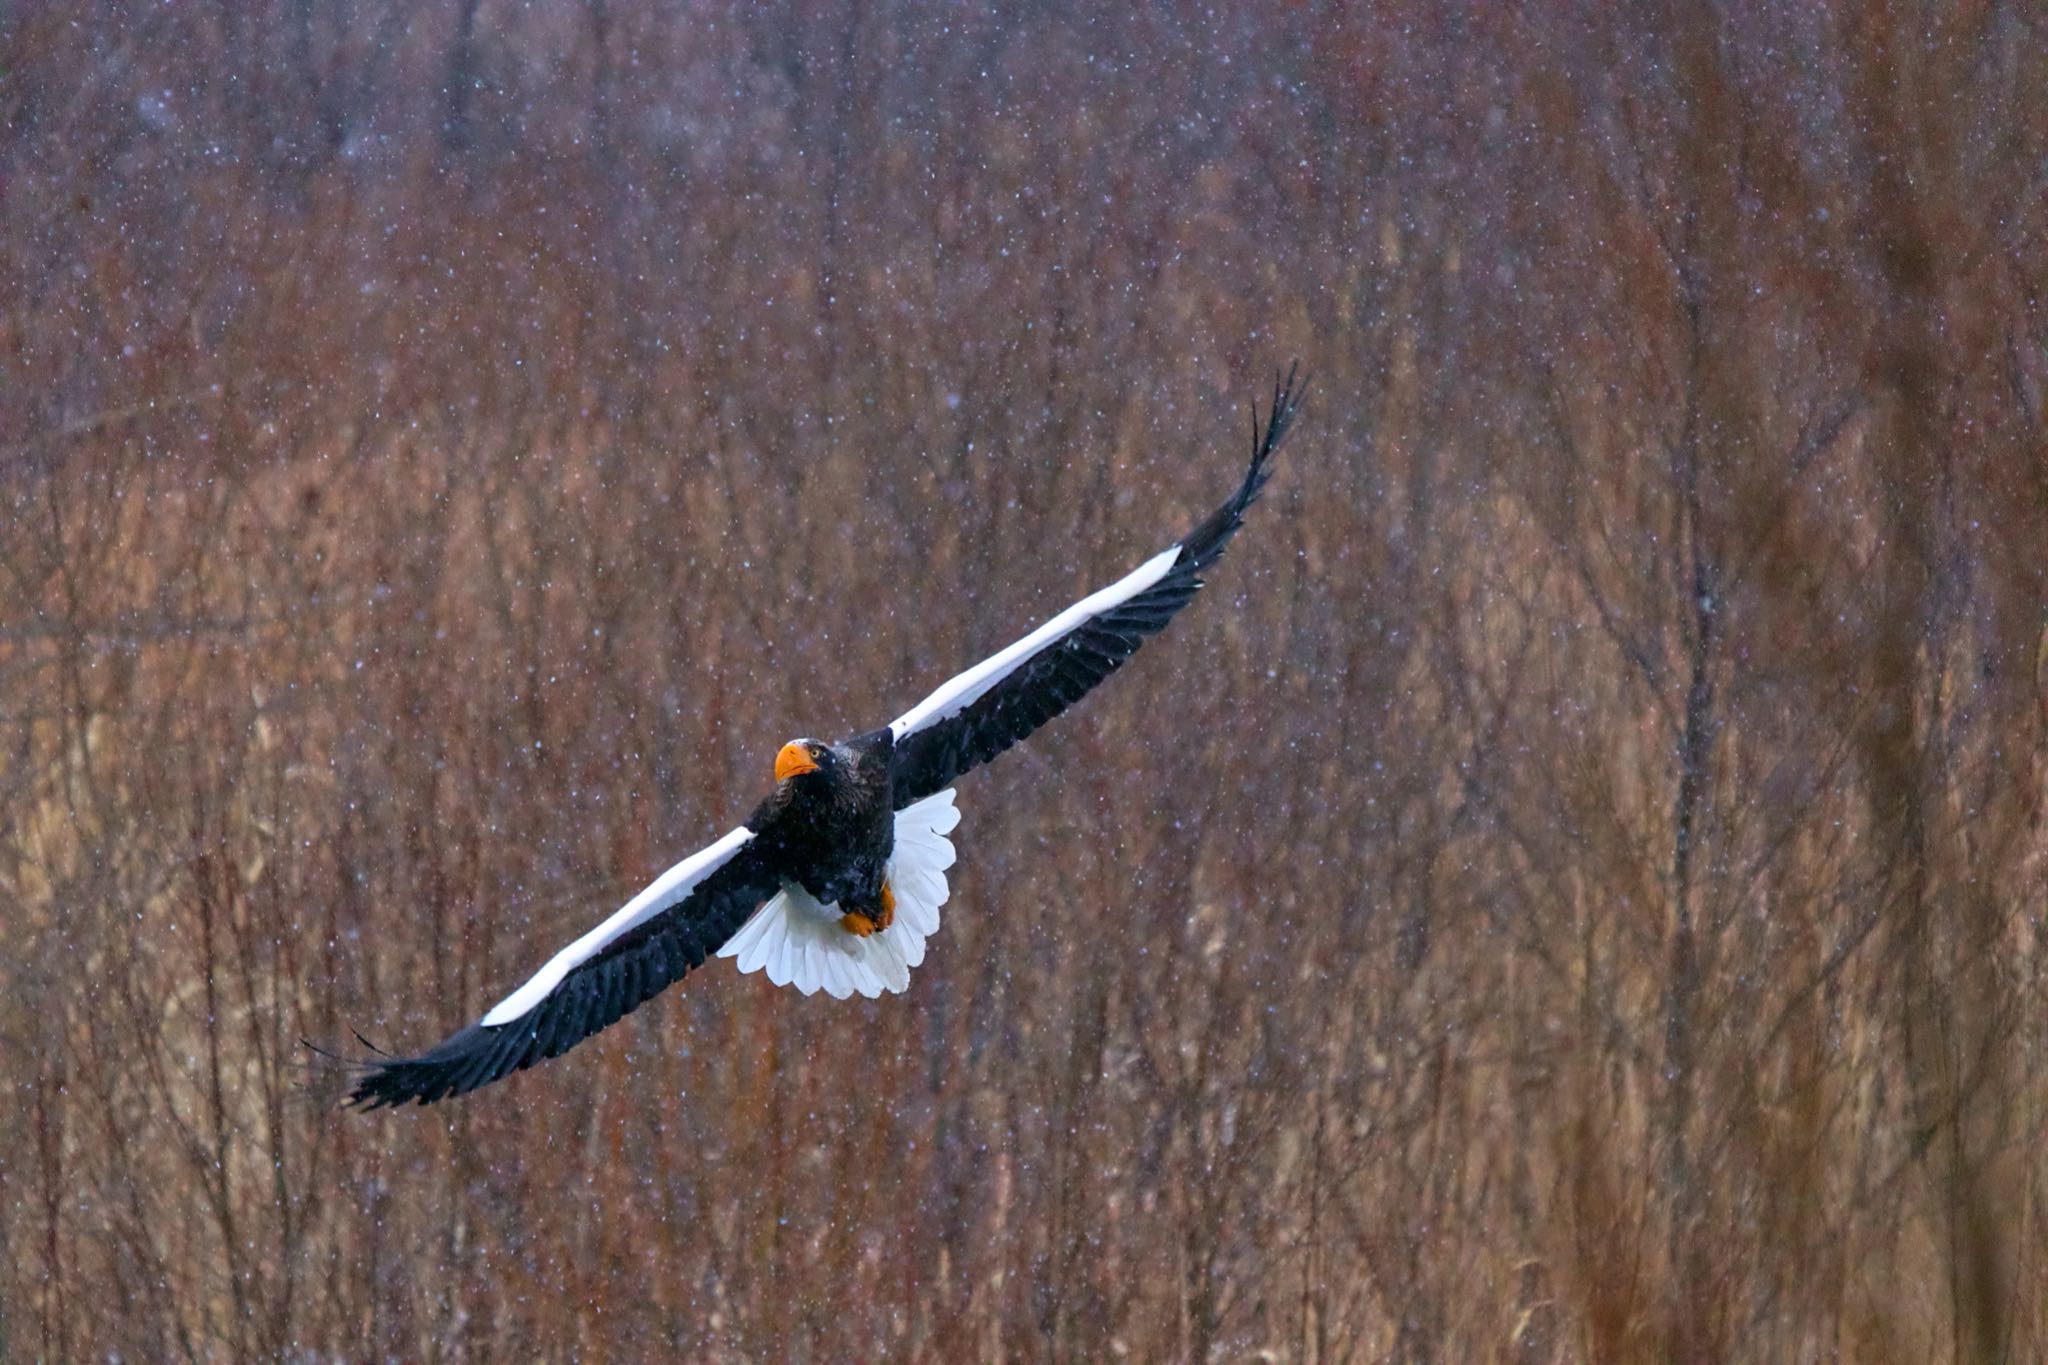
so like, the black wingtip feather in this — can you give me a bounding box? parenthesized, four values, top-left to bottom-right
(300, 1030, 470, 1110)
(327, 1017, 551, 1109)
(1181, 361, 1306, 568)
(340, 1022, 494, 1109)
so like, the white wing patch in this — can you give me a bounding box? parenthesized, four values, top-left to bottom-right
(887, 545, 1182, 741)
(719, 789, 961, 999)
(480, 826, 755, 1026)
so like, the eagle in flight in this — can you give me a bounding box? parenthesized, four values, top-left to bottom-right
(346, 367, 1305, 1107)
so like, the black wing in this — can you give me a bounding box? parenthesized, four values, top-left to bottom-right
(888, 366, 1305, 807)
(345, 829, 781, 1108)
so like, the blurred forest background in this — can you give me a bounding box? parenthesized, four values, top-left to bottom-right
(4, 2, 2046, 1360)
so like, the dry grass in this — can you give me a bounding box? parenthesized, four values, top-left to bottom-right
(4, 3, 2046, 1360)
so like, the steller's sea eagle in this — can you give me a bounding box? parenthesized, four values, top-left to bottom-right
(343, 367, 1305, 1107)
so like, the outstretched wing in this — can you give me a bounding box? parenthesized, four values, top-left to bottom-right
(888, 366, 1305, 806)
(346, 826, 781, 1108)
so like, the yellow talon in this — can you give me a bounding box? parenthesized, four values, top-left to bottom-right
(839, 885, 894, 938)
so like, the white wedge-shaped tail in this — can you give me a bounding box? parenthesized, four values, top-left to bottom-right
(719, 789, 961, 999)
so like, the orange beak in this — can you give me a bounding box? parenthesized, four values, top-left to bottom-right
(775, 742, 820, 782)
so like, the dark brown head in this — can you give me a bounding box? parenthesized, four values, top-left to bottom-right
(774, 738, 835, 786)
